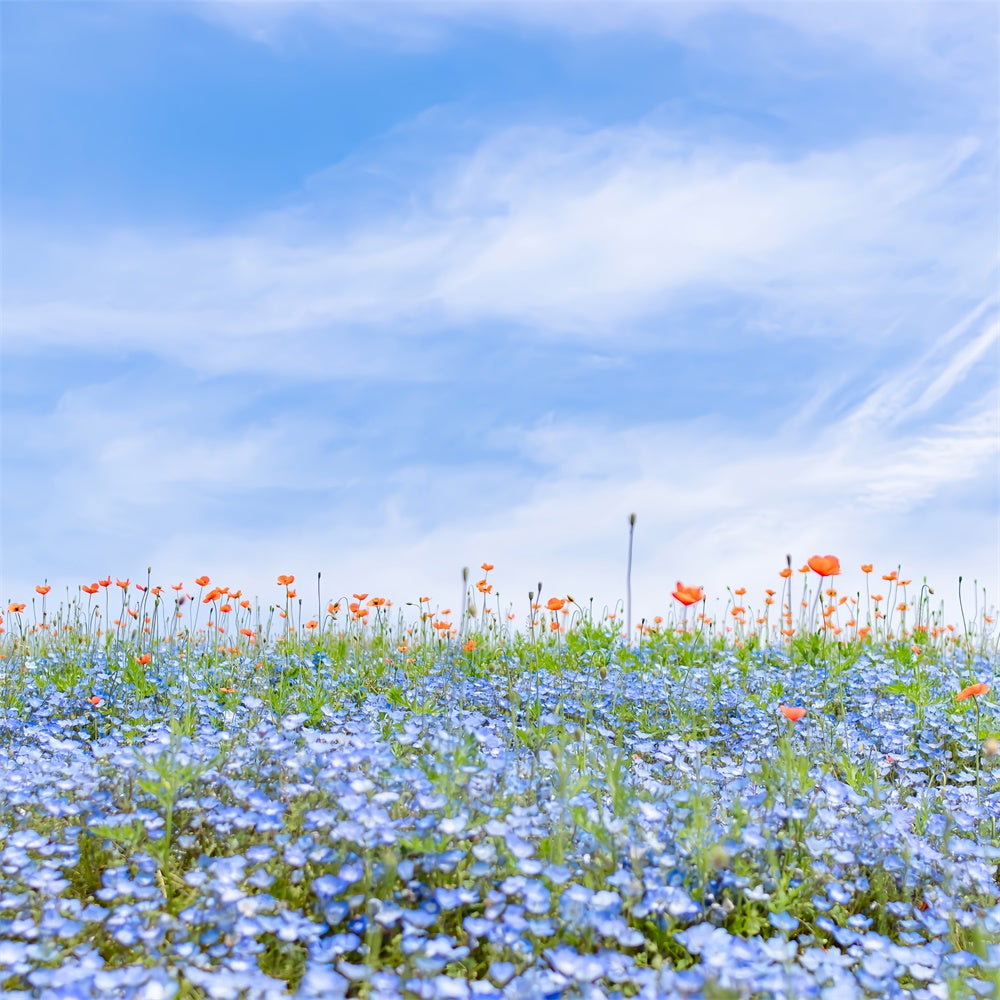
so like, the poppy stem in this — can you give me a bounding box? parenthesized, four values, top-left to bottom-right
(625, 513, 636, 648)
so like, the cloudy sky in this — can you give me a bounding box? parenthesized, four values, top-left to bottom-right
(2, 1, 998, 628)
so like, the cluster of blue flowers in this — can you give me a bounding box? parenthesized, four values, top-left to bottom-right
(0, 639, 997, 998)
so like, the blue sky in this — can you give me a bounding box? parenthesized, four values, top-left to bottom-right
(3, 1, 998, 626)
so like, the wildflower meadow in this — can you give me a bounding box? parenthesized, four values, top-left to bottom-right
(1, 554, 998, 999)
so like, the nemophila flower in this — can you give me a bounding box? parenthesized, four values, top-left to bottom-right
(672, 582, 704, 606)
(957, 683, 989, 701)
(780, 705, 806, 722)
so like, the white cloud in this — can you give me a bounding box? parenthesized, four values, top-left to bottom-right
(5, 125, 993, 377)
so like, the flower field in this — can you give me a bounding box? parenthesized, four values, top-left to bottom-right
(1, 559, 998, 999)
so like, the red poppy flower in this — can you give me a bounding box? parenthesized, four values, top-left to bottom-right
(672, 583, 704, 607)
(807, 555, 840, 577)
(957, 683, 990, 702)
(780, 705, 806, 722)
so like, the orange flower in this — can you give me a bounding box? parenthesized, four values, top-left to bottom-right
(779, 568, 792, 579)
(81, 583, 99, 595)
(546, 597, 566, 612)
(194, 576, 210, 587)
(7, 602, 25, 613)
(305, 619, 318, 629)
(87, 696, 102, 706)
(672, 583, 704, 607)
(286, 589, 296, 599)
(882, 570, 897, 582)
(240, 628, 254, 638)
(734, 587, 746, 596)
(136, 653, 151, 665)
(98, 578, 111, 588)
(861, 564, 873, 573)
(780, 705, 806, 722)
(481, 563, 494, 572)
(807, 555, 840, 577)
(35, 585, 51, 596)
(277, 574, 295, 586)
(171, 582, 184, 591)
(463, 639, 477, 652)
(957, 682, 990, 702)
(353, 592, 368, 601)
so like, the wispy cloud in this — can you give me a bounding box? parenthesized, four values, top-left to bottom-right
(6, 123, 993, 375)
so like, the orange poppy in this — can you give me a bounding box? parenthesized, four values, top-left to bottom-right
(481, 563, 494, 572)
(35, 585, 51, 596)
(861, 564, 873, 573)
(87, 696, 102, 706)
(780, 705, 806, 722)
(672, 583, 704, 607)
(194, 576, 210, 587)
(807, 555, 840, 577)
(136, 653, 151, 665)
(7, 602, 25, 613)
(81, 583, 99, 595)
(546, 597, 566, 612)
(957, 683, 990, 702)
(277, 574, 295, 586)
(171, 582, 184, 591)
(779, 568, 792, 578)
(882, 570, 897, 582)
(98, 578, 111, 587)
